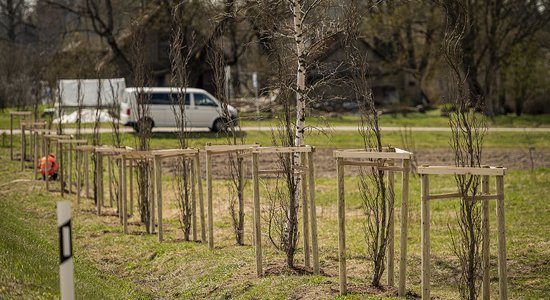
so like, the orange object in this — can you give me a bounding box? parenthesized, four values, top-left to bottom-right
(39, 154, 58, 176)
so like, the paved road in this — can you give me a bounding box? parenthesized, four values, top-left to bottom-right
(2, 126, 549, 135)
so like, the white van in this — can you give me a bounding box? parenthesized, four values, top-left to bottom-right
(120, 87, 238, 132)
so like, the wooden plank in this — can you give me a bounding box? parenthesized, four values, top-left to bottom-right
(387, 165, 395, 287)
(428, 192, 464, 200)
(195, 154, 206, 242)
(421, 174, 430, 300)
(252, 152, 262, 277)
(118, 158, 123, 223)
(308, 151, 320, 275)
(253, 146, 312, 154)
(34, 131, 39, 180)
(206, 151, 214, 249)
(341, 161, 384, 167)
(417, 166, 506, 176)
(205, 144, 259, 153)
(496, 175, 508, 300)
(9, 111, 32, 116)
(57, 139, 87, 144)
(301, 153, 310, 269)
(481, 175, 490, 300)
(398, 159, 410, 296)
(337, 157, 346, 295)
(334, 150, 411, 160)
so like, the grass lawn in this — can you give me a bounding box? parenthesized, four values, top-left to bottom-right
(0, 135, 549, 299)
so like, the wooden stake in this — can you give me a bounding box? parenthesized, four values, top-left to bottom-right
(45, 138, 50, 192)
(76, 150, 81, 204)
(85, 151, 89, 199)
(129, 160, 134, 215)
(337, 157, 346, 295)
(118, 158, 123, 224)
(34, 131, 39, 180)
(238, 156, 245, 245)
(68, 143, 73, 194)
(206, 151, 214, 249)
(150, 162, 155, 234)
(108, 156, 113, 207)
(122, 157, 128, 234)
(496, 175, 508, 300)
(195, 154, 206, 243)
(20, 124, 25, 170)
(154, 156, 162, 241)
(308, 151, 319, 275)
(421, 174, 430, 300)
(59, 142, 64, 197)
(10, 115, 13, 160)
(387, 165, 395, 287)
(96, 154, 102, 215)
(398, 159, 410, 296)
(301, 152, 310, 268)
(252, 152, 262, 277)
(191, 158, 197, 241)
(482, 175, 490, 300)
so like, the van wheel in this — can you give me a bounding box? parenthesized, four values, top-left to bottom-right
(211, 119, 226, 132)
(136, 118, 154, 134)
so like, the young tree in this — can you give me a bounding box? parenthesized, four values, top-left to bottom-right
(344, 1, 393, 287)
(441, 1, 487, 298)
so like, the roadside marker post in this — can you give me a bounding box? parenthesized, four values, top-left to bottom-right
(57, 201, 75, 300)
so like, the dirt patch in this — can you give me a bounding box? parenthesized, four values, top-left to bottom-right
(162, 148, 549, 179)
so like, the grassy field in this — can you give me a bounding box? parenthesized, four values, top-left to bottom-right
(0, 107, 549, 299)
(1, 131, 549, 299)
(2, 107, 550, 130)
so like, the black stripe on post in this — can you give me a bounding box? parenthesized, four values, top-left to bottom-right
(58, 220, 73, 264)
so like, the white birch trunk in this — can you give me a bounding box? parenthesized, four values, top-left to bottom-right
(292, 0, 306, 147)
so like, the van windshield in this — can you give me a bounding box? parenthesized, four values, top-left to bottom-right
(137, 92, 190, 105)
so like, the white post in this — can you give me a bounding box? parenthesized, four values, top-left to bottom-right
(57, 201, 75, 300)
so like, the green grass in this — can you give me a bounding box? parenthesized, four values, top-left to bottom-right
(83, 129, 550, 150)
(239, 109, 550, 128)
(0, 141, 549, 299)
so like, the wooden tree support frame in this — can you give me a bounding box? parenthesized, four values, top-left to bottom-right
(74, 145, 97, 204)
(43, 134, 72, 192)
(149, 148, 205, 242)
(116, 150, 155, 234)
(57, 139, 88, 197)
(333, 147, 412, 296)
(9, 111, 32, 161)
(251, 145, 320, 277)
(416, 165, 508, 300)
(205, 144, 260, 249)
(94, 147, 132, 217)
(20, 121, 47, 172)
(32, 128, 54, 180)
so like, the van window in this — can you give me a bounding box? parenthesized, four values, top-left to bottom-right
(149, 93, 189, 105)
(169, 93, 190, 105)
(194, 93, 218, 107)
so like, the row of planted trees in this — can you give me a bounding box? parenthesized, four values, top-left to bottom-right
(35, 1, 506, 299)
